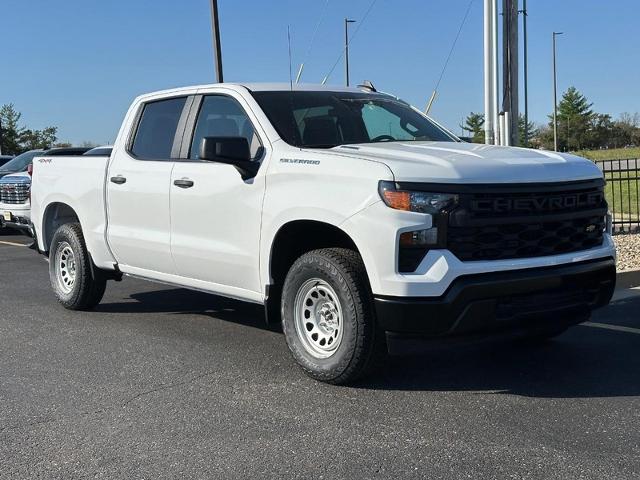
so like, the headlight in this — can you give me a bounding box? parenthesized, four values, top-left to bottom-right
(378, 181, 458, 214)
(378, 181, 457, 272)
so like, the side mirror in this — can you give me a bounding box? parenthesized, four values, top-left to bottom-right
(199, 136, 259, 180)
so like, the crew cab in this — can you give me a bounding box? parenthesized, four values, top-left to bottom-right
(30, 83, 616, 384)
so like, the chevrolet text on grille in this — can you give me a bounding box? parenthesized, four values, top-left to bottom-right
(472, 192, 604, 213)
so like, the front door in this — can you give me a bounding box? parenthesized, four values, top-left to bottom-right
(170, 94, 266, 297)
(107, 96, 190, 275)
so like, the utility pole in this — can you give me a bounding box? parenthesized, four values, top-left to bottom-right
(520, 0, 528, 146)
(483, 0, 498, 145)
(502, 0, 519, 146)
(344, 18, 356, 86)
(552, 31, 563, 151)
(209, 0, 224, 83)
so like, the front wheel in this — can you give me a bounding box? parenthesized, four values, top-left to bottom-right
(49, 223, 106, 310)
(281, 248, 385, 385)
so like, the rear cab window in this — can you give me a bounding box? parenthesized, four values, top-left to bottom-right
(130, 97, 188, 159)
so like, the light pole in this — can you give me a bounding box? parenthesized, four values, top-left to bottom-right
(209, 0, 224, 83)
(552, 31, 563, 151)
(344, 18, 356, 86)
(521, 0, 528, 146)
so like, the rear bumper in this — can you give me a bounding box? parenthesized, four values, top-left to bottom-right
(374, 258, 616, 338)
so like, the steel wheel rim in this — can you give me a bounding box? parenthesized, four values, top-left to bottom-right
(293, 278, 344, 359)
(54, 242, 77, 294)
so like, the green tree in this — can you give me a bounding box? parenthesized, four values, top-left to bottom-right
(590, 114, 616, 148)
(20, 126, 58, 150)
(0, 104, 59, 153)
(544, 87, 595, 151)
(518, 115, 538, 147)
(613, 112, 640, 147)
(461, 112, 485, 143)
(0, 104, 25, 155)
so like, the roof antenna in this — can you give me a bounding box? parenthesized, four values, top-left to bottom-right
(295, 64, 304, 84)
(287, 25, 294, 92)
(286, 25, 299, 149)
(296, 0, 330, 84)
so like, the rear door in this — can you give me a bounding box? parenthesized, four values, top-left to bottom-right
(106, 96, 192, 275)
(169, 93, 267, 297)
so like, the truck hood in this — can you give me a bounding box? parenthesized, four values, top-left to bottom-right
(0, 171, 30, 183)
(333, 141, 602, 184)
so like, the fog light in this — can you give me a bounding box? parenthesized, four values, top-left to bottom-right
(400, 228, 439, 247)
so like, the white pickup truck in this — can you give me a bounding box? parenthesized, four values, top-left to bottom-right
(31, 83, 616, 384)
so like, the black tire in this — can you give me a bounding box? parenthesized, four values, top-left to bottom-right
(49, 223, 106, 310)
(281, 248, 385, 385)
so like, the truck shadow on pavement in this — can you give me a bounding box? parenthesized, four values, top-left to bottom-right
(96, 287, 280, 332)
(97, 287, 640, 398)
(360, 295, 640, 397)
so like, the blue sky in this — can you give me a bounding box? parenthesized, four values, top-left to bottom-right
(1, 0, 638, 144)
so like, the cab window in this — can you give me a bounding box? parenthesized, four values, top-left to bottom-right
(189, 95, 262, 161)
(131, 97, 187, 159)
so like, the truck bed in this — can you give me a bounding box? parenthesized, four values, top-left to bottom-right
(31, 154, 116, 269)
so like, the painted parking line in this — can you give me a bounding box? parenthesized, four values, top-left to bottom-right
(611, 286, 640, 302)
(0, 240, 28, 247)
(583, 322, 640, 335)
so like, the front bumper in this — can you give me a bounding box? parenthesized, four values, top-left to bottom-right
(0, 208, 32, 235)
(342, 199, 617, 298)
(374, 258, 616, 338)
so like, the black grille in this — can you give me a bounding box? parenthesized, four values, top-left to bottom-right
(0, 183, 30, 204)
(495, 287, 590, 321)
(446, 180, 607, 262)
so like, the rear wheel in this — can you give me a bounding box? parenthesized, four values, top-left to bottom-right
(49, 223, 106, 310)
(281, 248, 385, 385)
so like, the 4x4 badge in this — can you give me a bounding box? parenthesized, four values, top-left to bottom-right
(585, 224, 597, 233)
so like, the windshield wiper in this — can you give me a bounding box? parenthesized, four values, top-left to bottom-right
(301, 144, 339, 149)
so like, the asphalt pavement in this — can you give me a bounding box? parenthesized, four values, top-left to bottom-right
(1, 232, 639, 479)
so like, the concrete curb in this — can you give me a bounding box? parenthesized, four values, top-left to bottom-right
(617, 268, 640, 289)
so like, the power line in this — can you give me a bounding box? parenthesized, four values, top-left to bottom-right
(321, 0, 379, 84)
(432, 0, 475, 94)
(296, 0, 331, 83)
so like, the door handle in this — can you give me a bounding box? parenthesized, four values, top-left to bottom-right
(110, 176, 127, 185)
(174, 179, 194, 189)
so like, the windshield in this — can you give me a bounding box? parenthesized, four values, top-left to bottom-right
(0, 150, 43, 172)
(252, 91, 457, 148)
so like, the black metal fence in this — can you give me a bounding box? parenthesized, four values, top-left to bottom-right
(596, 158, 640, 234)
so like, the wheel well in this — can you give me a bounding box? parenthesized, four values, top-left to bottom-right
(42, 203, 80, 253)
(266, 220, 361, 323)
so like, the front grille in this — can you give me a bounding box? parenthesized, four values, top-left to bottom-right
(0, 183, 30, 204)
(446, 180, 607, 262)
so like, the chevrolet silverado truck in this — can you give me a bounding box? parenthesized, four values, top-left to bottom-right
(30, 83, 616, 384)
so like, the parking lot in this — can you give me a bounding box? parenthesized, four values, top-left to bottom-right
(1, 232, 639, 479)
